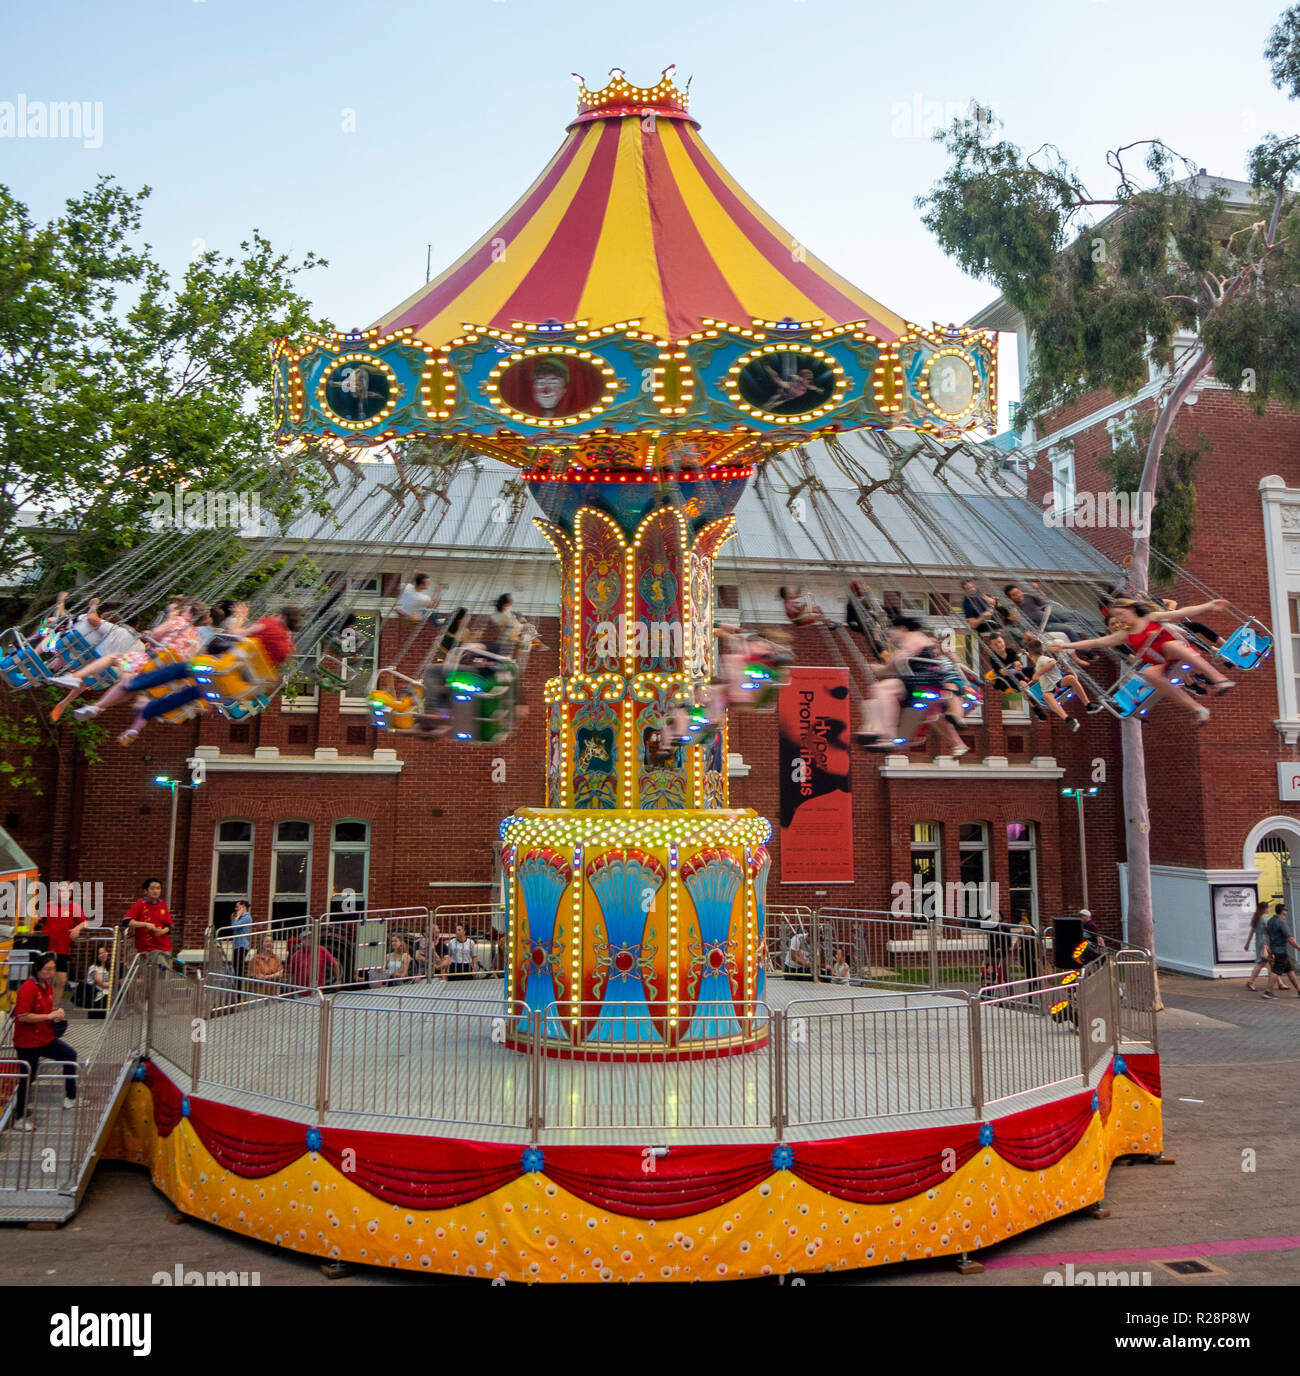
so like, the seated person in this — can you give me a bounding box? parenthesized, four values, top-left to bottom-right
(248, 936, 284, 984)
(779, 585, 835, 628)
(960, 578, 1014, 636)
(1020, 632, 1101, 730)
(395, 573, 447, 625)
(1004, 581, 1092, 655)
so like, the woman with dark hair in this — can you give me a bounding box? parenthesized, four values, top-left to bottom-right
(10, 952, 78, 1127)
(1244, 899, 1273, 992)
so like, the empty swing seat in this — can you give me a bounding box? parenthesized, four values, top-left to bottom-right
(1217, 622, 1272, 671)
(369, 691, 416, 731)
(1110, 673, 1157, 717)
(222, 693, 271, 722)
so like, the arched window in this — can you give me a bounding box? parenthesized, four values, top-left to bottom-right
(1007, 821, 1038, 927)
(910, 822, 942, 920)
(270, 820, 312, 929)
(958, 822, 990, 919)
(211, 820, 253, 930)
(329, 819, 370, 915)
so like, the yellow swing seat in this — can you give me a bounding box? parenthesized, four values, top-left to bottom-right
(193, 637, 278, 705)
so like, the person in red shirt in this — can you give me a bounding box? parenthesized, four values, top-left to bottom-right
(11, 952, 78, 1126)
(35, 880, 88, 1003)
(122, 878, 174, 957)
(243, 606, 300, 668)
(285, 936, 339, 989)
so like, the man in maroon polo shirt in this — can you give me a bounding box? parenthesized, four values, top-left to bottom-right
(122, 878, 174, 958)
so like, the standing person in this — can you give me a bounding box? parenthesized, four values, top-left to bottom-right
(447, 924, 479, 980)
(229, 899, 252, 980)
(1261, 903, 1300, 998)
(1014, 916, 1042, 981)
(1244, 899, 1274, 992)
(830, 948, 850, 983)
(122, 878, 174, 959)
(10, 953, 78, 1127)
(35, 881, 88, 1004)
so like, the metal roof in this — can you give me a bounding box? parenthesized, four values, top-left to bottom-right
(279, 433, 1119, 588)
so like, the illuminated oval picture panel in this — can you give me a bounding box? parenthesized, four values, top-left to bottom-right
(322, 357, 394, 426)
(736, 351, 837, 416)
(924, 349, 978, 420)
(496, 353, 608, 421)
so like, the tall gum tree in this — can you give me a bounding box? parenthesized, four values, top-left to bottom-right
(917, 8, 1300, 985)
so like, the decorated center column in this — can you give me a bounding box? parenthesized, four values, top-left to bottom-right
(502, 464, 772, 1058)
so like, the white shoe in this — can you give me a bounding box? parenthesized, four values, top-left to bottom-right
(951, 744, 969, 758)
(19, 1119, 33, 1132)
(73, 704, 100, 719)
(63, 1097, 76, 1110)
(53, 674, 82, 688)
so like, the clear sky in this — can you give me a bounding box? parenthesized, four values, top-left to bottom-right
(5, 0, 1296, 416)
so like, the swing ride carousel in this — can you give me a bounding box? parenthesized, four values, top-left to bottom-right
(90, 70, 1165, 1284)
(274, 67, 998, 1059)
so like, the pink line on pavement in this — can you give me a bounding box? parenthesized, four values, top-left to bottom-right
(983, 1235, 1300, 1271)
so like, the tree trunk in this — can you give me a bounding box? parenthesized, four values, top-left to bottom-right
(1122, 348, 1214, 1008)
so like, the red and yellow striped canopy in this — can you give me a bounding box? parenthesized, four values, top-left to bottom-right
(375, 90, 908, 346)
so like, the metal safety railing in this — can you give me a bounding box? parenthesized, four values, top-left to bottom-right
(0, 943, 1154, 1158)
(327, 996, 533, 1132)
(207, 907, 433, 994)
(533, 1000, 775, 1138)
(781, 990, 975, 1128)
(790, 907, 1048, 994)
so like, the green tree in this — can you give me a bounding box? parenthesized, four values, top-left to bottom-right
(916, 9, 1300, 971)
(1099, 422, 1208, 569)
(0, 177, 330, 607)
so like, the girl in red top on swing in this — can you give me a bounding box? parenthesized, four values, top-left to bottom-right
(1065, 597, 1234, 725)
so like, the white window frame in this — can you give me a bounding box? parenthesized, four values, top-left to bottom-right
(909, 821, 942, 920)
(1050, 449, 1076, 524)
(270, 820, 313, 926)
(328, 819, 370, 915)
(1006, 821, 1039, 928)
(1260, 480, 1300, 742)
(210, 820, 254, 928)
(958, 822, 990, 919)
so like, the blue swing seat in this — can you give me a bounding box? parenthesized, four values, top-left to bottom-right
(221, 693, 271, 722)
(0, 631, 49, 690)
(42, 626, 100, 671)
(1217, 622, 1272, 672)
(1110, 672, 1157, 718)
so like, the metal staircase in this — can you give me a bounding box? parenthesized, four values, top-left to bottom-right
(0, 957, 146, 1224)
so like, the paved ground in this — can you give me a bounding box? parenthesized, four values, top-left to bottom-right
(2, 973, 1297, 1287)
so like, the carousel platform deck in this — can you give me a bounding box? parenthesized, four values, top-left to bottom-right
(146, 976, 1127, 1146)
